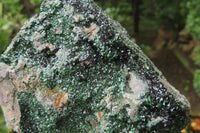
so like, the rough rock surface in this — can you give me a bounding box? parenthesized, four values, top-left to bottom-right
(0, 0, 190, 132)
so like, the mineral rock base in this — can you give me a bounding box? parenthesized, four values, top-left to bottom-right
(0, 0, 190, 132)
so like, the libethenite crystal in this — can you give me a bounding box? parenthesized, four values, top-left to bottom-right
(0, 0, 190, 132)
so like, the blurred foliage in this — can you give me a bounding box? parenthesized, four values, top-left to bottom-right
(193, 46, 200, 97)
(194, 69, 200, 97)
(185, 0, 200, 97)
(185, 1, 200, 96)
(194, 46, 200, 66)
(0, 0, 42, 54)
(186, 0, 200, 40)
(140, 0, 186, 31)
(184, 86, 189, 92)
(140, 44, 152, 56)
(30, 0, 42, 13)
(0, 0, 27, 54)
(30, 0, 42, 5)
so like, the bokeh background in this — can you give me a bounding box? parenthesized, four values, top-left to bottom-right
(0, 0, 200, 132)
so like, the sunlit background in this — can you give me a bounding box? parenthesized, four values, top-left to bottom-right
(0, 0, 200, 132)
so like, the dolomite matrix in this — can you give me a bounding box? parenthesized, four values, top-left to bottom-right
(0, 0, 190, 132)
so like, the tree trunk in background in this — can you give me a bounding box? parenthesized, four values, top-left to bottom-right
(101, 0, 105, 7)
(19, 0, 36, 17)
(132, 0, 140, 34)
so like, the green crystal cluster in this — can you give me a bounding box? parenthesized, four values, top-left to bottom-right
(0, 0, 190, 132)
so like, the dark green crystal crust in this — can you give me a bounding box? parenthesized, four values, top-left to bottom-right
(0, 0, 190, 132)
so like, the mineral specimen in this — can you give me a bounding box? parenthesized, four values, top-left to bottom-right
(0, 0, 190, 132)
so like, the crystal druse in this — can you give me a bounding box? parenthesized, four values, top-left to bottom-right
(0, 0, 190, 132)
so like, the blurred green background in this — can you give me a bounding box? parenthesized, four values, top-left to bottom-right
(1, 0, 200, 132)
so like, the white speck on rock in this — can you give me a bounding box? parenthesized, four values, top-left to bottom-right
(73, 14, 84, 22)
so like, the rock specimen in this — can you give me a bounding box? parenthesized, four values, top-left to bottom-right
(0, 0, 190, 132)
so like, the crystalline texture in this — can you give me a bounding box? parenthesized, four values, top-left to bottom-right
(0, 0, 190, 132)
